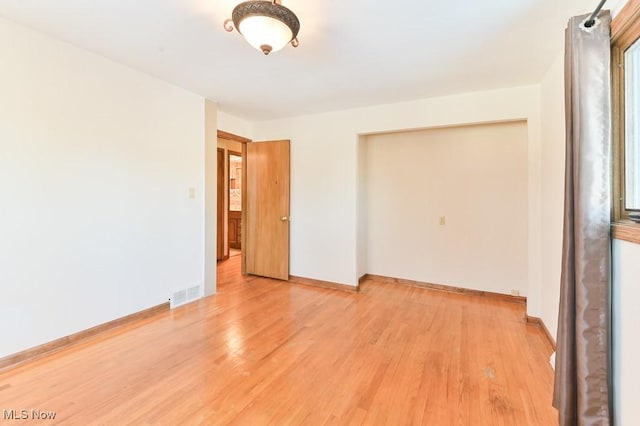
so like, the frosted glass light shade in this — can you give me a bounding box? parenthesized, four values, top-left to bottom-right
(226, 1, 300, 55)
(238, 15, 292, 54)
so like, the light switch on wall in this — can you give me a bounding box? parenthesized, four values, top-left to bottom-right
(439, 216, 446, 225)
(188, 187, 195, 199)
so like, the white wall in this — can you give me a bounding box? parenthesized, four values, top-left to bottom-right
(613, 239, 640, 425)
(356, 136, 368, 281)
(0, 17, 208, 358)
(253, 86, 543, 316)
(364, 122, 528, 295)
(218, 110, 253, 140)
(540, 53, 566, 342)
(204, 99, 218, 296)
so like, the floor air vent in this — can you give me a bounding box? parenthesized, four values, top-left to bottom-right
(170, 284, 202, 309)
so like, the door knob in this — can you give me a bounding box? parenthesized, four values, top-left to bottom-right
(280, 216, 289, 221)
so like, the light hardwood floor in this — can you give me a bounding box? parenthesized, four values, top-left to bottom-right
(0, 256, 557, 424)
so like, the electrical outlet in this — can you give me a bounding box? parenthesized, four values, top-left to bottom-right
(188, 187, 195, 199)
(439, 216, 446, 225)
(511, 290, 520, 297)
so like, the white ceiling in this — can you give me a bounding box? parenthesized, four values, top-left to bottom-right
(0, 0, 602, 121)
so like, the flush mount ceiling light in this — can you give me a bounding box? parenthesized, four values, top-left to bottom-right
(224, 0, 300, 55)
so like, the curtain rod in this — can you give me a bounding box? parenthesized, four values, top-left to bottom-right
(584, 0, 607, 27)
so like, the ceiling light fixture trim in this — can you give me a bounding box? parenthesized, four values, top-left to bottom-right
(224, 0, 300, 55)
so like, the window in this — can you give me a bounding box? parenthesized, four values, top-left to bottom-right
(624, 40, 640, 211)
(612, 4, 640, 224)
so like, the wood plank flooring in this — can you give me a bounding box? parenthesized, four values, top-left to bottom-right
(0, 256, 557, 425)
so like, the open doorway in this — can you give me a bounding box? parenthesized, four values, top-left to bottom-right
(216, 130, 250, 286)
(216, 131, 292, 285)
(228, 151, 242, 258)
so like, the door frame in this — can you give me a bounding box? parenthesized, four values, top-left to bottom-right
(217, 130, 251, 275)
(216, 148, 226, 261)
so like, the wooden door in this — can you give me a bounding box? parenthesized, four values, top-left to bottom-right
(228, 211, 241, 249)
(245, 140, 290, 280)
(216, 148, 225, 260)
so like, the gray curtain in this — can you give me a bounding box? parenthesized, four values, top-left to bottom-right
(553, 11, 612, 426)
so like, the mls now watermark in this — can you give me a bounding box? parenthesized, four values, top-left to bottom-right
(3, 409, 56, 420)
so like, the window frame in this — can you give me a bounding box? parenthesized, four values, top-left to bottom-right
(611, 0, 640, 244)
